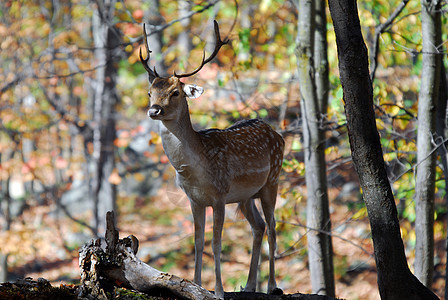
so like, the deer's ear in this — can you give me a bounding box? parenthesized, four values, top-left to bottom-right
(183, 84, 204, 99)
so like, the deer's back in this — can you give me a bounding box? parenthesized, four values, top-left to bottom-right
(195, 119, 284, 196)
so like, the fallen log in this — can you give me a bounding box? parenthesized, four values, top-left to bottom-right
(78, 211, 337, 300)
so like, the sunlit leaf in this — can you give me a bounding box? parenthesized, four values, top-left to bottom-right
(149, 131, 161, 145)
(133, 172, 145, 182)
(352, 207, 367, 220)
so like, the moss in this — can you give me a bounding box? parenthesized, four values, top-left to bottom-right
(0, 278, 77, 300)
(114, 287, 164, 299)
(0, 278, 179, 300)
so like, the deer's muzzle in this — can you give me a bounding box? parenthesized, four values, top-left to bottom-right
(147, 105, 164, 118)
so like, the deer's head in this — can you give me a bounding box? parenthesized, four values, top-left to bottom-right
(140, 21, 228, 121)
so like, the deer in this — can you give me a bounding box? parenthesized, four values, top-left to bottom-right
(139, 21, 284, 298)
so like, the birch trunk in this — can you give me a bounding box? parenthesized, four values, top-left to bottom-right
(144, 0, 167, 75)
(414, 0, 442, 287)
(296, 0, 334, 296)
(91, 0, 120, 235)
(178, 0, 193, 57)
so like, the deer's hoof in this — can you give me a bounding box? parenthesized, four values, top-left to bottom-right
(270, 287, 284, 295)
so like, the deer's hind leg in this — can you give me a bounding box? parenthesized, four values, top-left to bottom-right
(239, 198, 266, 292)
(259, 184, 278, 293)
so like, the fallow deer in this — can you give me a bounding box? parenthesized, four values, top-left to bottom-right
(140, 21, 284, 298)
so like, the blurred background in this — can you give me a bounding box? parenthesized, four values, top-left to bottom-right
(0, 0, 446, 299)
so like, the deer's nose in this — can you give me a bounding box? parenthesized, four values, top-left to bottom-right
(147, 105, 164, 118)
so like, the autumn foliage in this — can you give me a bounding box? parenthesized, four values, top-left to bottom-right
(0, 0, 447, 299)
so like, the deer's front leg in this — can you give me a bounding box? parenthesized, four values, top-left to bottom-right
(212, 202, 225, 298)
(191, 204, 206, 286)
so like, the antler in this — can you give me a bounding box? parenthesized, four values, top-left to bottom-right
(139, 23, 159, 82)
(174, 20, 229, 78)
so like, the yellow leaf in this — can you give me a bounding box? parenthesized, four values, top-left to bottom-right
(133, 172, 145, 182)
(149, 131, 161, 145)
(259, 0, 270, 13)
(396, 118, 408, 130)
(387, 105, 400, 116)
(115, 2, 123, 9)
(352, 207, 367, 220)
(376, 118, 385, 130)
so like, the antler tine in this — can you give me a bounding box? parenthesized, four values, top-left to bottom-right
(140, 23, 158, 80)
(153, 66, 160, 78)
(175, 20, 229, 79)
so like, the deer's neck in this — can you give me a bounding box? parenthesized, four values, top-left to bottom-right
(160, 106, 202, 170)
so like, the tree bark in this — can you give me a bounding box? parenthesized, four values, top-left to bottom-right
(433, 38, 447, 300)
(414, 0, 442, 287)
(327, 0, 439, 298)
(178, 0, 193, 57)
(144, 0, 167, 75)
(314, 0, 329, 115)
(0, 144, 17, 282)
(296, 0, 334, 296)
(436, 62, 448, 300)
(91, 1, 120, 235)
(439, 61, 448, 300)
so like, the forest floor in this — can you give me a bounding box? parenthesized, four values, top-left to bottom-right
(4, 172, 446, 300)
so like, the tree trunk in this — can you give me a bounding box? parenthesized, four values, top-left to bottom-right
(434, 43, 447, 300)
(414, 0, 442, 287)
(312, 1, 334, 296)
(0, 146, 16, 282)
(144, 0, 167, 75)
(314, 0, 329, 115)
(0, 253, 8, 283)
(178, 0, 193, 57)
(91, 1, 120, 235)
(0, 174, 11, 283)
(327, 0, 439, 298)
(296, 0, 334, 296)
(434, 35, 448, 300)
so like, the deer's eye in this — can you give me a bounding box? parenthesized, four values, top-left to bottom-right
(147, 92, 151, 98)
(172, 90, 180, 97)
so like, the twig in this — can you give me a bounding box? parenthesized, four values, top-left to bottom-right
(38, 81, 92, 132)
(370, 0, 410, 81)
(0, 75, 21, 95)
(393, 134, 448, 182)
(143, 0, 221, 39)
(58, 201, 97, 235)
(276, 220, 374, 259)
(34, 63, 106, 79)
